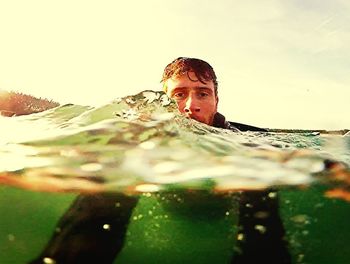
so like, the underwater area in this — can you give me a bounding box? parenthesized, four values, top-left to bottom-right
(0, 91, 349, 264)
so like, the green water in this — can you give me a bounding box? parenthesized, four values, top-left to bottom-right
(0, 91, 349, 263)
(1, 185, 349, 263)
(0, 186, 76, 264)
(280, 185, 350, 264)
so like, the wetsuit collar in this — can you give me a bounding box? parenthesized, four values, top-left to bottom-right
(212, 112, 241, 132)
(212, 112, 228, 129)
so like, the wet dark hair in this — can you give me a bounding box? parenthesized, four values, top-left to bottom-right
(161, 57, 218, 96)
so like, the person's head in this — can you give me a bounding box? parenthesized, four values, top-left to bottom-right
(161, 57, 218, 125)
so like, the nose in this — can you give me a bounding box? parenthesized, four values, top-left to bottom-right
(184, 95, 200, 113)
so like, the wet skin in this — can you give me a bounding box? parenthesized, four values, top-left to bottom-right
(165, 71, 218, 125)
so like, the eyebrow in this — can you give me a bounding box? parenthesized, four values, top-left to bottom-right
(171, 87, 213, 93)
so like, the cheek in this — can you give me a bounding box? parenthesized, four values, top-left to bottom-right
(206, 100, 217, 112)
(203, 104, 217, 120)
(213, 99, 218, 112)
(175, 101, 186, 113)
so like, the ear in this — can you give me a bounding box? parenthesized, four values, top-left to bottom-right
(215, 95, 219, 109)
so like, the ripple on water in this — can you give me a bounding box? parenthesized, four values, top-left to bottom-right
(0, 90, 349, 197)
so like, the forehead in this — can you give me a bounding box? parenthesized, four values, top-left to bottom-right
(165, 72, 215, 92)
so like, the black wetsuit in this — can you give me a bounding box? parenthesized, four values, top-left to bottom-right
(29, 194, 138, 264)
(30, 113, 290, 264)
(213, 112, 291, 264)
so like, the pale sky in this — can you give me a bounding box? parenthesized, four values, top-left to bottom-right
(0, 0, 349, 129)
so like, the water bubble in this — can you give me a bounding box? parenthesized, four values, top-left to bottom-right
(225, 211, 230, 216)
(103, 224, 111, 231)
(237, 233, 244, 241)
(8, 234, 15, 241)
(315, 203, 324, 208)
(297, 254, 305, 262)
(133, 214, 143, 220)
(291, 215, 309, 224)
(268, 192, 277, 199)
(254, 225, 267, 234)
(302, 230, 309, 235)
(43, 257, 56, 264)
(254, 211, 269, 219)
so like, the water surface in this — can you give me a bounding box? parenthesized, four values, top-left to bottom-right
(0, 91, 349, 264)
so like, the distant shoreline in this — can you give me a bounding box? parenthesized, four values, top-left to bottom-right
(267, 128, 349, 136)
(0, 90, 59, 116)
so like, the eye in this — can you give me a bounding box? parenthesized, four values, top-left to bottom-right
(173, 92, 186, 99)
(198, 92, 209, 98)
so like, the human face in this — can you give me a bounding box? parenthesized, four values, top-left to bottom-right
(165, 71, 218, 125)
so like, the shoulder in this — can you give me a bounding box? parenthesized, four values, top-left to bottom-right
(227, 121, 268, 132)
(212, 112, 268, 132)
